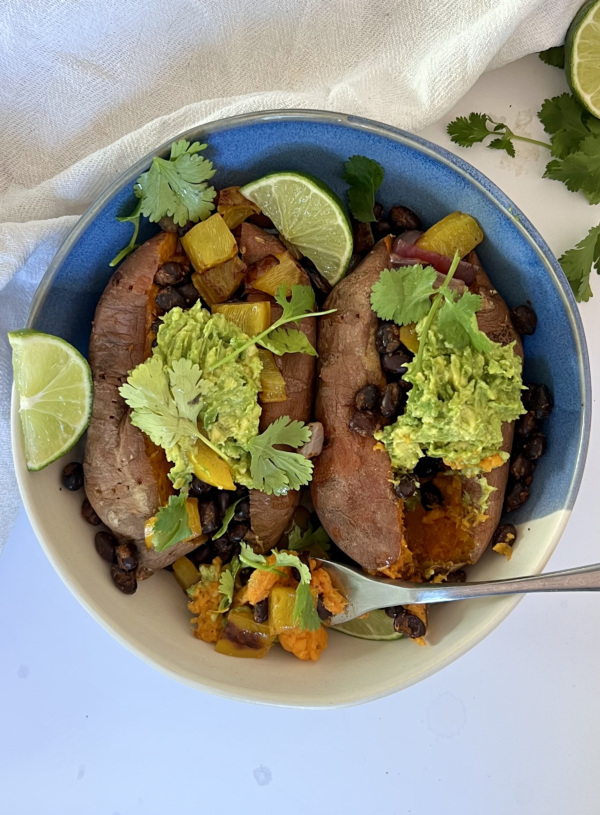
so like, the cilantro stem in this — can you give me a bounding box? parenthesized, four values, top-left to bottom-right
(193, 429, 231, 463)
(413, 253, 461, 373)
(489, 119, 551, 150)
(110, 200, 142, 267)
(208, 308, 336, 372)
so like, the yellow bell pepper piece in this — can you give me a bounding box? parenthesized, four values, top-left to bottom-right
(191, 256, 247, 306)
(251, 251, 305, 296)
(144, 497, 205, 550)
(269, 585, 300, 634)
(188, 441, 236, 491)
(172, 556, 201, 591)
(181, 213, 238, 273)
(215, 606, 276, 658)
(400, 323, 419, 354)
(416, 212, 483, 259)
(212, 300, 271, 336)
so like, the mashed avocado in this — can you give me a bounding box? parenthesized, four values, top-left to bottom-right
(154, 302, 262, 486)
(376, 319, 524, 477)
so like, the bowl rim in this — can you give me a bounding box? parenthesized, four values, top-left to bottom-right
(14, 108, 592, 707)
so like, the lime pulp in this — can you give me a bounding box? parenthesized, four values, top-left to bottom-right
(331, 608, 403, 640)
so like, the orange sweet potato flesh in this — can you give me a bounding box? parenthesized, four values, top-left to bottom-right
(84, 232, 203, 578)
(311, 241, 522, 577)
(247, 226, 316, 551)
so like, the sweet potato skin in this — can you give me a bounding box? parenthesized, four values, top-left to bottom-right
(84, 232, 201, 577)
(311, 241, 522, 575)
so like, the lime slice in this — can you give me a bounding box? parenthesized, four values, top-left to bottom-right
(9, 330, 93, 471)
(241, 172, 353, 286)
(566, 0, 600, 117)
(332, 609, 402, 641)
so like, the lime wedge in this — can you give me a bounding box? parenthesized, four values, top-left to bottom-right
(332, 609, 402, 641)
(241, 172, 353, 286)
(566, 0, 600, 117)
(9, 330, 93, 471)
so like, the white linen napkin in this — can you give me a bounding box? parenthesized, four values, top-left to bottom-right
(0, 0, 580, 553)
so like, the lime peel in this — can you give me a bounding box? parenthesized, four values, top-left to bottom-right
(331, 608, 402, 641)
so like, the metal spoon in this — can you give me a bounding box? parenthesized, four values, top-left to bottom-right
(316, 560, 600, 626)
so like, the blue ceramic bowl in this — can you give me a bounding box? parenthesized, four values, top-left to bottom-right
(13, 110, 591, 706)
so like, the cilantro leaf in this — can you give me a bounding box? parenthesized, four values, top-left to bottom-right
(544, 135, 600, 205)
(447, 113, 494, 147)
(559, 224, 600, 302)
(293, 583, 322, 631)
(539, 46, 565, 68)
(538, 94, 591, 159)
(342, 155, 384, 222)
(437, 291, 491, 352)
(152, 494, 192, 552)
(260, 326, 317, 356)
(217, 555, 240, 613)
(287, 521, 331, 554)
(489, 136, 516, 158)
(370, 266, 437, 325)
(135, 140, 217, 227)
(213, 498, 243, 540)
(245, 416, 313, 495)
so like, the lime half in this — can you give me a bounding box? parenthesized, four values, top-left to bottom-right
(241, 172, 353, 286)
(9, 330, 93, 471)
(566, 0, 600, 117)
(332, 609, 402, 641)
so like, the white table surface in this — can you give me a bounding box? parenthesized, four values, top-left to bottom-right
(2, 53, 599, 815)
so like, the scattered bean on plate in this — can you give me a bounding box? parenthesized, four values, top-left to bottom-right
(61, 461, 84, 491)
(81, 498, 102, 526)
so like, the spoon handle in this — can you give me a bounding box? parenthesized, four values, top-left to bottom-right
(407, 562, 600, 605)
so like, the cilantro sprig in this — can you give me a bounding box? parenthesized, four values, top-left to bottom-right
(246, 417, 313, 496)
(217, 556, 240, 613)
(342, 155, 384, 222)
(110, 140, 217, 266)
(208, 284, 334, 372)
(152, 494, 192, 552)
(447, 90, 600, 302)
(239, 543, 321, 631)
(287, 521, 331, 555)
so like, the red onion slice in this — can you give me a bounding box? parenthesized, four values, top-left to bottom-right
(391, 238, 477, 284)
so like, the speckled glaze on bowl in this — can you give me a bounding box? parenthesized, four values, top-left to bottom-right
(12, 110, 590, 707)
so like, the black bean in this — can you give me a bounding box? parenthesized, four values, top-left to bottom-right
(233, 484, 249, 500)
(188, 543, 213, 566)
(510, 453, 535, 483)
(381, 349, 412, 377)
(522, 384, 554, 420)
(393, 608, 426, 638)
(189, 477, 213, 498)
(389, 205, 422, 233)
(115, 542, 138, 572)
(317, 595, 331, 621)
(421, 482, 443, 510)
(375, 322, 401, 355)
(290, 567, 301, 582)
(81, 498, 102, 526)
(94, 531, 117, 563)
(385, 605, 404, 618)
(155, 286, 186, 312)
(446, 569, 467, 583)
(253, 598, 269, 624)
(150, 319, 161, 335)
(158, 215, 179, 233)
(177, 221, 194, 236)
(523, 433, 546, 461)
(373, 220, 392, 237)
(61, 461, 84, 491)
(305, 264, 332, 297)
(352, 220, 375, 254)
(227, 522, 249, 544)
(176, 282, 200, 307)
(217, 490, 232, 517)
(504, 481, 530, 512)
(154, 261, 188, 287)
(491, 523, 517, 548)
(239, 567, 253, 586)
(380, 382, 402, 418)
(212, 536, 234, 562)
(355, 384, 380, 412)
(393, 474, 417, 500)
(516, 410, 540, 438)
(510, 304, 537, 336)
(110, 565, 137, 595)
(414, 457, 442, 480)
(199, 500, 219, 535)
(349, 410, 380, 437)
(233, 499, 250, 522)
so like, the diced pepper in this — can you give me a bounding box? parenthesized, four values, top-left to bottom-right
(217, 186, 260, 230)
(416, 212, 483, 259)
(269, 585, 300, 634)
(257, 348, 287, 403)
(181, 214, 238, 272)
(188, 441, 236, 491)
(191, 256, 247, 306)
(172, 556, 201, 591)
(400, 323, 419, 354)
(215, 606, 276, 658)
(212, 300, 271, 336)
(247, 251, 305, 296)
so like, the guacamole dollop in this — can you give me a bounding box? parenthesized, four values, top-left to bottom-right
(375, 319, 524, 476)
(154, 302, 262, 486)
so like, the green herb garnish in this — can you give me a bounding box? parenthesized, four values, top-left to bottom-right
(152, 494, 192, 552)
(213, 499, 243, 540)
(558, 224, 600, 303)
(538, 46, 565, 68)
(246, 417, 313, 496)
(342, 155, 384, 222)
(287, 521, 331, 555)
(217, 556, 240, 613)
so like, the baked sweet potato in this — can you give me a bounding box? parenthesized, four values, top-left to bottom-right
(311, 239, 522, 578)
